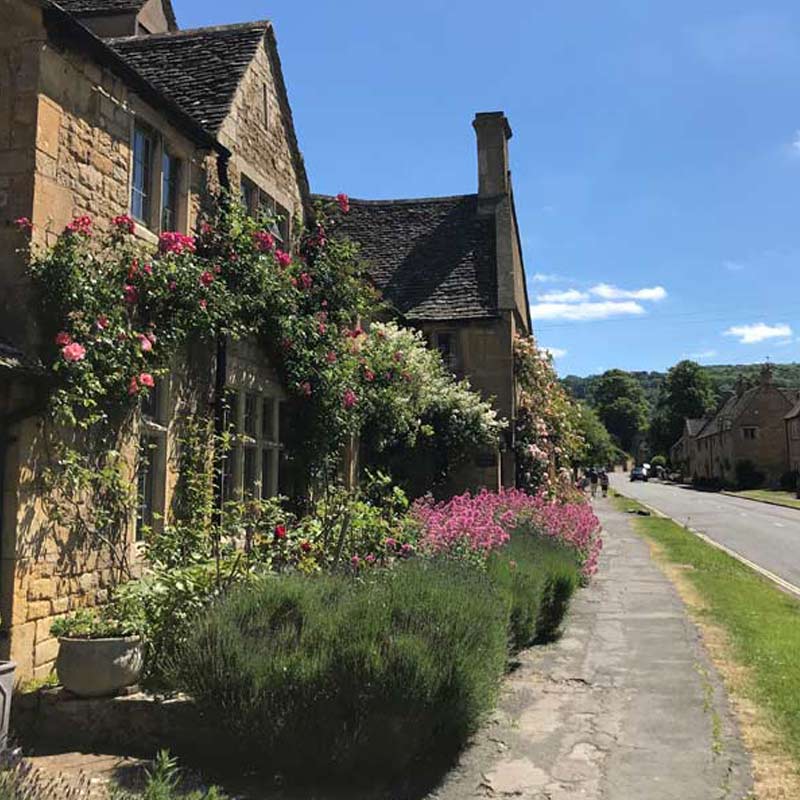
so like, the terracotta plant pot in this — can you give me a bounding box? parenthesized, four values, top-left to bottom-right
(56, 637, 144, 698)
(0, 660, 15, 752)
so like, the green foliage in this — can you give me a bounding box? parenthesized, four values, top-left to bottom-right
(112, 751, 227, 800)
(735, 459, 765, 490)
(589, 369, 649, 452)
(650, 454, 667, 469)
(575, 403, 622, 468)
(487, 533, 580, 650)
(649, 360, 717, 455)
(50, 597, 145, 639)
(172, 558, 509, 779)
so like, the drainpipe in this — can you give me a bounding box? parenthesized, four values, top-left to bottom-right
(212, 150, 231, 528)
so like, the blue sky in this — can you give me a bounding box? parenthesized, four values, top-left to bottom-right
(180, 1, 800, 377)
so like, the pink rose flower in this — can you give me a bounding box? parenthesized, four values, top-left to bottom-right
(343, 388, 358, 409)
(199, 299, 208, 311)
(275, 250, 292, 268)
(55, 331, 72, 346)
(336, 193, 350, 214)
(123, 284, 138, 304)
(62, 342, 86, 362)
(138, 372, 155, 388)
(199, 270, 215, 287)
(128, 376, 139, 395)
(299, 272, 313, 290)
(253, 231, 275, 252)
(96, 315, 109, 331)
(158, 231, 196, 255)
(139, 335, 153, 353)
(364, 368, 375, 383)
(14, 217, 32, 232)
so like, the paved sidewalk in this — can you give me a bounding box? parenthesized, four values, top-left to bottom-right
(427, 498, 753, 800)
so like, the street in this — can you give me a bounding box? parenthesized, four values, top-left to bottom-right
(610, 473, 800, 590)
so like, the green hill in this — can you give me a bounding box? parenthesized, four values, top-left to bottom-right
(563, 362, 800, 410)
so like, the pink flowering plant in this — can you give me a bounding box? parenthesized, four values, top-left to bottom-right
(413, 487, 602, 579)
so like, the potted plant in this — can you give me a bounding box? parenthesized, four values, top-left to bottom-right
(0, 616, 16, 753)
(51, 604, 145, 698)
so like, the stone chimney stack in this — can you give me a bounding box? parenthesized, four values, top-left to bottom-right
(760, 362, 774, 387)
(473, 112, 513, 198)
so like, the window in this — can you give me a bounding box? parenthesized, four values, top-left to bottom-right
(161, 152, 180, 231)
(240, 176, 259, 216)
(239, 176, 290, 245)
(136, 436, 157, 540)
(742, 427, 758, 440)
(136, 378, 168, 540)
(131, 126, 154, 223)
(434, 331, 459, 372)
(219, 390, 282, 504)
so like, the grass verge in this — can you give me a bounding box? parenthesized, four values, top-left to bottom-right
(611, 491, 800, 793)
(725, 489, 800, 510)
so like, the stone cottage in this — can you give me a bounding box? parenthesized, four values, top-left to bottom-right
(681, 365, 800, 487)
(0, 0, 309, 678)
(1, 0, 535, 680)
(669, 418, 706, 481)
(328, 112, 532, 489)
(784, 400, 800, 480)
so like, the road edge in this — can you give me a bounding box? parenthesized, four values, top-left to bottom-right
(720, 490, 800, 513)
(614, 490, 800, 601)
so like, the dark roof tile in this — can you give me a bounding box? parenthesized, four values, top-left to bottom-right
(109, 21, 268, 134)
(322, 194, 498, 322)
(55, 0, 145, 12)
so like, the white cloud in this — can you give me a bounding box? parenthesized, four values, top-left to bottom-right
(723, 322, 793, 344)
(536, 289, 589, 303)
(792, 130, 800, 153)
(531, 272, 563, 283)
(589, 283, 667, 302)
(685, 349, 718, 361)
(544, 347, 568, 359)
(530, 301, 646, 322)
(724, 260, 745, 271)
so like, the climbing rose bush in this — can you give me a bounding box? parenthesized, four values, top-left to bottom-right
(413, 487, 602, 577)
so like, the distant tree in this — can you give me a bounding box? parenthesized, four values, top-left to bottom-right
(576, 403, 621, 468)
(649, 360, 717, 456)
(590, 369, 649, 453)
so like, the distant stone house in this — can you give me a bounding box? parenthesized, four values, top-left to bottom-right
(329, 112, 532, 490)
(785, 400, 800, 478)
(669, 418, 706, 480)
(681, 365, 800, 487)
(0, 0, 309, 678)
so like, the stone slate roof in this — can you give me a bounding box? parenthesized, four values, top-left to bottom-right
(685, 418, 707, 437)
(697, 385, 800, 439)
(323, 194, 498, 322)
(55, 0, 145, 12)
(109, 21, 269, 134)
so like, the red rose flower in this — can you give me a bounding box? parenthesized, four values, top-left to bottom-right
(275, 250, 292, 268)
(123, 284, 139, 304)
(55, 331, 72, 346)
(336, 193, 350, 214)
(300, 540, 312, 553)
(343, 389, 358, 409)
(299, 272, 313, 290)
(96, 315, 109, 331)
(199, 270, 215, 287)
(112, 214, 135, 235)
(65, 215, 92, 236)
(253, 231, 275, 252)
(274, 525, 287, 540)
(14, 217, 32, 232)
(199, 299, 208, 311)
(138, 372, 155, 388)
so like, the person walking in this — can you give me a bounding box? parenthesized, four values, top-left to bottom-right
(600, 470, 609, 498)
(589, 468, 599, 499)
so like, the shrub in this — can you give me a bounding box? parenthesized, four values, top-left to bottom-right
(173, 558, 508, 780)
(780, 470, 799, 491)
(735, 459, 764, 490)
(487, 533, 580, 650)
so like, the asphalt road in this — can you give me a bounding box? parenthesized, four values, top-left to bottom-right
(609, 473, 800, 591)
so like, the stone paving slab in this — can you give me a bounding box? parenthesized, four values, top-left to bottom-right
(425, 498, 753, 800)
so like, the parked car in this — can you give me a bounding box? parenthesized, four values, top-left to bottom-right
(630, 466, 648, 482)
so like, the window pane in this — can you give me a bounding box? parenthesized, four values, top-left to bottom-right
(244, 447, 257, 498)
(261, 448, 271, 498)
(131, 127, 152, 224)
(141, 381, 160, 421)
(240, 177, 258, 216)
(224, 390, 239, 433)
(161, 152, 180, 231)
(244, 394, 257, 438)
(136, 437, 156, 540)
(262, 398, 275, 440)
